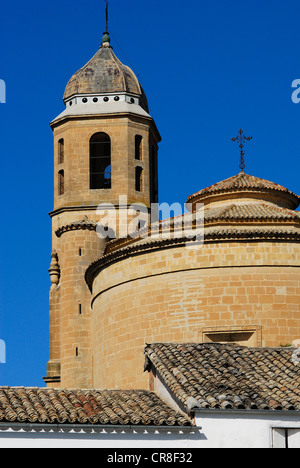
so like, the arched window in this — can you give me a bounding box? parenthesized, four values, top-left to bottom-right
(135, 166, 143, 192)
(58, 170, 64, 196)
(90, 133, 111, 189)
(135, 135, 143, 160)
(58, 139, 64, 164)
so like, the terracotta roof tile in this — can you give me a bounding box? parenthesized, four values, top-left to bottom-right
(187, 172, 300, 202)
(144, 343, 300, 412)
(204, 203, 300, 221)
(0, 388, 191, 426)
(102, 203, 300, 255)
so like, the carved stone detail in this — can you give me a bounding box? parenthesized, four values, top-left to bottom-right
(55, 216, 97, 238)
(48, 250, 60, 288)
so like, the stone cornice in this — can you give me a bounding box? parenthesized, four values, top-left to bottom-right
(56, 217, 97, 238)
(50, 111, 161, 143)
(49, 203, 152, 219)
(49, 205, 99, 218)
(85, 227, 300, 291)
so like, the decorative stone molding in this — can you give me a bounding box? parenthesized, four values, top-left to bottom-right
(48, 251, 60, 288)
(43, 359, 61, 385)
(85, 225, 300, 291)
(199, 325, 262, 347)
(55, 216, 97, 238)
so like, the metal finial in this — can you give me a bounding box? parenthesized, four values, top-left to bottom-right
(231, 129, 253, 172)
(102, 1, 111, 46)
(105, 0, 109, 33)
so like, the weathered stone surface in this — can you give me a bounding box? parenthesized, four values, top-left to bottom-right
(63, 45, 149, 112)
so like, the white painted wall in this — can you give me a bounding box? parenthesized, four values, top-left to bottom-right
(0, 425, 203, 449)
(194, 410, 300, 448)
(152, 368, 300, 448)
(0, 412, 299, 448)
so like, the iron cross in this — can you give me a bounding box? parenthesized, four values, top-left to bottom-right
(231, 129, 253, 172)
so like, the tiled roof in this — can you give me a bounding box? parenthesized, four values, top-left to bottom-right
(187, 172, 300, 203)
(0, 388, 191, 426)
(203, 225, 300, 240)
(144, 343, 300, 412)
(102, 203, 300, 253)
(204, 203, 300, 221)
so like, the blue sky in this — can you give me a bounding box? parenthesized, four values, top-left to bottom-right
(0, 0, 300, 386)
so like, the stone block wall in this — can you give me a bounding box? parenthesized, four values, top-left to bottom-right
(91, 240, 300, 389)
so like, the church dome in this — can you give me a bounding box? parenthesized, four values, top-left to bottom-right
(63, 36, 149, 112)
(187, 171, 300, 211)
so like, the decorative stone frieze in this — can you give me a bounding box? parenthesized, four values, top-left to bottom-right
(55, 217, 97, 238)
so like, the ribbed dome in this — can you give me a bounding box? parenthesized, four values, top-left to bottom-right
(187, 172, 300, 211)
(63, 44, 149, 112)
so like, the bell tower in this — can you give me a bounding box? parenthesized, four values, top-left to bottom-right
(44, 29, 161, 388)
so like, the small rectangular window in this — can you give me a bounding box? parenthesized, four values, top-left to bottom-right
(58, 139, 64, 164)
(135, 135, 143, 160)
(150, 145, 158, 203)
(272, 428, 300, 448)
(200, 326, 262, 347)
(58, 170, 64, 196)
(135, 166, 143, 192)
